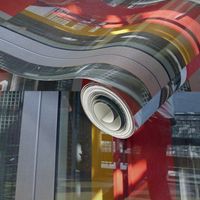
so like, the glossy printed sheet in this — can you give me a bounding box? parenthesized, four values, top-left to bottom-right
(0, 0, 200, 137)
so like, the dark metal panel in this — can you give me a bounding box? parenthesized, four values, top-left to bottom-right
(55, 92, 70, 200)
(57, 92, 69, 181)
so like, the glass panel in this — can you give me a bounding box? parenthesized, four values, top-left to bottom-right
(56, 91, 93, 200)
(55, 91, 200, 200)
(0, 92, 23, 200)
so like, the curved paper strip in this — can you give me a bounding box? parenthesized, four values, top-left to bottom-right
(0, 0, 200, 138)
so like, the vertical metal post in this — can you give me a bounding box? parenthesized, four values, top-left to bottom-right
(15, 91, 59, 200)
(10, 75, 39, 91)
(10, 75, 23, 91)
(55, 91, 70, 200)
(34, 92, 59, 200)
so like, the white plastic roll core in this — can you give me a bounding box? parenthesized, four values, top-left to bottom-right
(81, 84, 135, 139)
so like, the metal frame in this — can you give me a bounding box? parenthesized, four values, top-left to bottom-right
(15, 91, 59, 200)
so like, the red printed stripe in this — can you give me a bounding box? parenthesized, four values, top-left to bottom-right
(0, 0, 36, 16)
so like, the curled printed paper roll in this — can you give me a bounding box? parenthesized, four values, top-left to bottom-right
(0, 1, 200, 138)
